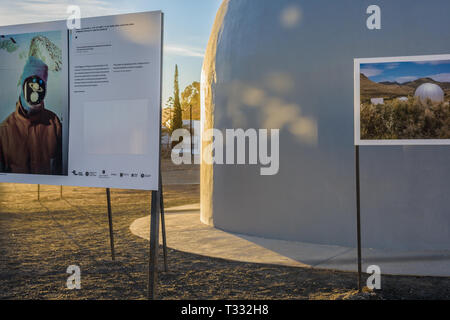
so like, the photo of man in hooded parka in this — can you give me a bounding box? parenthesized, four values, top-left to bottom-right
(0, 56, 62, 175)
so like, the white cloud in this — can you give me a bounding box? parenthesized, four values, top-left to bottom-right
(385, 63, 400, 70)
(0, 0, 120, 26)
(360, 67, 383, 77)
(415, 60, 450, 66)
(429, 73, 450, 83)
(164, 45, 204, 58)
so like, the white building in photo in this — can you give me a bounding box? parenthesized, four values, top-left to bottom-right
(414, 83, 445, 103)
(370, 98, 384, 105)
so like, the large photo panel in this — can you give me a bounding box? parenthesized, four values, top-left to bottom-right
(0, 11, 162, 190)
(355, 54, 450, 145)
(0, 27, 69, 176)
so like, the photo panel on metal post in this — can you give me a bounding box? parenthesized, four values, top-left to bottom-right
(355, 54, 450, 146)
(0, 11, 162, 190)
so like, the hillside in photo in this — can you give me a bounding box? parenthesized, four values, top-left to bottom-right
(360, 74, 450, 140)
(360, 74, 450, 104)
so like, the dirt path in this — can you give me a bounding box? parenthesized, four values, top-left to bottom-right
(0, 183, 449, 300)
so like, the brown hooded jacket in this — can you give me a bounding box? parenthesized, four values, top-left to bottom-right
(0, 99, 62, 175)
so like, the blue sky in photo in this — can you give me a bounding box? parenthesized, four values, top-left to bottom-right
(361, 60, 450, 84)
(0, 0, 222, 105)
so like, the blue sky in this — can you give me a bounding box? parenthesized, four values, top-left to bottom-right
(361, 60, 450, 84)
(0, 0, 222, 105)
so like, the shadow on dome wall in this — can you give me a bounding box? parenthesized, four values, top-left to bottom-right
(216, 79, 319, 146)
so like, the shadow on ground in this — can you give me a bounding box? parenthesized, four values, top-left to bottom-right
(0, 183, 449, 300)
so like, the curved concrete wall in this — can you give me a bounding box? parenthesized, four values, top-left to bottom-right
(201, 0, 450, 250)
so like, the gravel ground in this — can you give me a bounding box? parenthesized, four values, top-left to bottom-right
(0, 182, 449, 300)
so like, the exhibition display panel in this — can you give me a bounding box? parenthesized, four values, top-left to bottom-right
(0, 11, 163, 190)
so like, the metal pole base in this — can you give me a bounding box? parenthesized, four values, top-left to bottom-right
(148, 189, 161, 300)
(355, 145, 362, 292)
(106, 188, 116, 261)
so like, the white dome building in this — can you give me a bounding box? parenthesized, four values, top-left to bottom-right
(201, 0, 450, 253)
(414, 83, 445, 103)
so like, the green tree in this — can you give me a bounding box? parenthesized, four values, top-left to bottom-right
(163, 96, 174, 130)
(172, 65, 183, 132)
(181, 81, 201, 120)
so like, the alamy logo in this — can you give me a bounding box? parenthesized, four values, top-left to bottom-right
(171, 128, 280, 176)
(366, 5, 381, 30)
(366, 265, 381, 290)
(66, 5, 81, 30)
(66, 265, 81, 290)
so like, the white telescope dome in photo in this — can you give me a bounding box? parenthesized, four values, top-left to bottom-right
(414, 83, 445, 103)
(201, 0, 450, 251)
